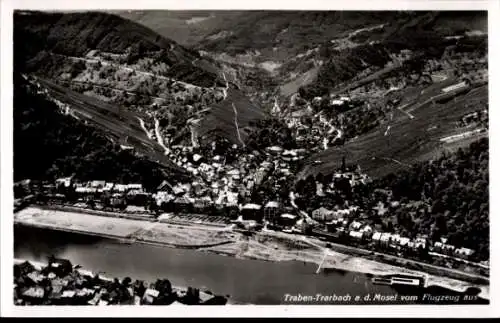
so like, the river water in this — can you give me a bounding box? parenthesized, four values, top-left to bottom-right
(14, 226, 487, 305)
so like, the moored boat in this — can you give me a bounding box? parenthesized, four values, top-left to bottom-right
(371, 274, 425, 287)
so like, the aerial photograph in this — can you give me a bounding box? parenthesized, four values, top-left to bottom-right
(11, 10, 489, 306)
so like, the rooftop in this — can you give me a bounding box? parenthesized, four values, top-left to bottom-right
(242, 203, 262, 210)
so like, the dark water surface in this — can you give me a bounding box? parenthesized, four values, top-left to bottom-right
(14, 226, 487, 305)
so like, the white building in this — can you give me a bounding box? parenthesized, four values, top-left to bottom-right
(349, 231, 363, 240)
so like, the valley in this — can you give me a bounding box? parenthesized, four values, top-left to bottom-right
(12, 9, 490, 306)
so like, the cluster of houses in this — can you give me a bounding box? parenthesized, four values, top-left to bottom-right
(432, 237, 476, 259)
(311, 207, 478, 261)
(15, 170, 480, 263)
(14, 258, 226, 306)
(153, 143, 309, 212)
(312, 212, 477, 261)
(14, 140, 314, 228)
(370, 232, 427, 251)
(271, 93, 354, 152)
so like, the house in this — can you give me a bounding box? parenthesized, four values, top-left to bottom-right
(172, 186, 185, 196)
(90, 180, 106, 188)
(154, 192, 174, 207)
(103, 182, 115, 192)
(22, 287, 45, 302)
(75, 187, 97, 196)
(455, 247, 475, 258)
(283, 150, 298, 158)
(360, 225, 373, 237)
(349, 231, 363, 240)
(26, 272, 45, 284)
(15, 179, 32, 188)
(225, 191, 239, 206)
(390, 201, 400, 208)
(226, 169, 240, 177)
(113, 184, 128, 193)
(380, 232, 392, 246)
(241, 203, 263, 222)
(55, 177, 73, 188)
(193, 197, 212, 211)
(127, 184, 143, 191)
(191, 182, 205, 196)
(414, 237, 427, 250)
(213, 155, 223, 162)
(331, 99, 347, 106)
(142, 289, 160, 305)
(389, 234, 401, 247)
(312, 207, 335, 221)
(316, 183, 326, 197)
(373, 202, 389, 216)
(110, 194, 126, 209)
(433, 241, 456, 253)
(266, 146, 284, 155)
(350, 221, 363, 230)
(372, 232, 382, 242)
(192, 154, 203, 163)
(48, 257, 73, 277)
(264, 201, 280, 221)
(278, 213, 298, 227)
(156, 180, 172, 191)
(399, 237, 411, 248)
(173, 196, 193, 212)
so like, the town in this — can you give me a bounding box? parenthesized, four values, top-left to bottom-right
(14, 136, 489, 279)
(10, 10, 490, 308)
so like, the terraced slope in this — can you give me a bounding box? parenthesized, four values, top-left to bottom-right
(299, 83, 488, 179)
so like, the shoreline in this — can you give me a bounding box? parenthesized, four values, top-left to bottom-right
(14, 206, 490, 300)
(201, 235, 490, 300)
(15, 221, 234, 250)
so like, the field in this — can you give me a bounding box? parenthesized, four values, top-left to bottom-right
(299, 82, 488, 179)
(36, 77, 188, 176)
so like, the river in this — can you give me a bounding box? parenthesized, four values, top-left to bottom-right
(14, 226, 487, 305)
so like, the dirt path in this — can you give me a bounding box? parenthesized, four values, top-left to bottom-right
(154, 116, 170, 154)
(137, 117, 154, 140)
(232, 103, 245, 147)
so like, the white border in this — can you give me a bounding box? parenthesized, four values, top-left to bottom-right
(1, 0, 499, 318)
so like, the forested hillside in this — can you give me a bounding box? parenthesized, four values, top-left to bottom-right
(14, 75, 187, 190)
(14, 11, 220, 87)
(295, 138, 489, 261)
(373, 138, 489, 259)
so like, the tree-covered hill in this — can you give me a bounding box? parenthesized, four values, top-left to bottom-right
(14, 74, 189, 190)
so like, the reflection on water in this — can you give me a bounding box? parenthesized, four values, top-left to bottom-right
(14, 226, 487, 305)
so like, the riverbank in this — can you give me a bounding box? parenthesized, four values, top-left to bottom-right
(14, 206, 489, 300)
(202, 231, 489, 300)
(15, 207, 236, 248)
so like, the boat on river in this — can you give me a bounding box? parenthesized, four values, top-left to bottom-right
(372, 274, 425, 287)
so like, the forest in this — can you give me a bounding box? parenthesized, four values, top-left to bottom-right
(373, 138, 489, 260)
(294, 138, 489, 261)
(14, 11, 220, 88)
